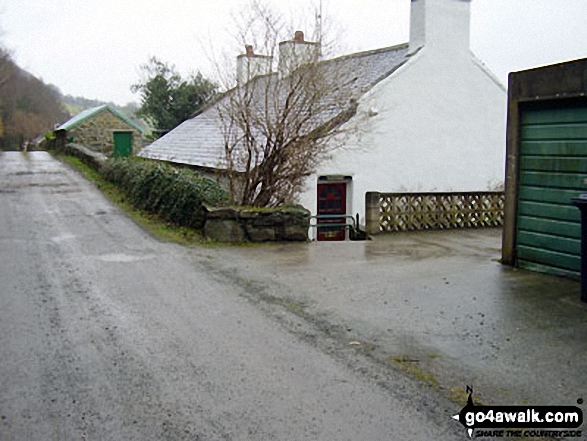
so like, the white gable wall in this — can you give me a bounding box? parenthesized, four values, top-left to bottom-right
(299, 0, 506, 227)
(411, 0, 472, 53)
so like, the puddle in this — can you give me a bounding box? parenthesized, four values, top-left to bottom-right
(51, 233, 77, 243)
(96, 253, 153, 263)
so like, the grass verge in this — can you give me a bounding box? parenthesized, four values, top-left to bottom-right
(55, 153, 208, 246)
(389, 355, 496, 408)
(389, 356, 441, 390)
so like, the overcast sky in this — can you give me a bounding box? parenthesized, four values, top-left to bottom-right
(1, 0, 586, 106)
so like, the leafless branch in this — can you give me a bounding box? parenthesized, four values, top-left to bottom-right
(213, 1, 358, 206)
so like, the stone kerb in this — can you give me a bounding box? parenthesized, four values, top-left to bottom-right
(204, 205, 310, 243)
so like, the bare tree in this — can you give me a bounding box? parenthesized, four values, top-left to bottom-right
(215, 1, 359, 207)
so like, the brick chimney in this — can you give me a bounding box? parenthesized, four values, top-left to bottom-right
(409, 0, 471, 55)
(278, 31, 321, 77)
(236, 45, 273, 84)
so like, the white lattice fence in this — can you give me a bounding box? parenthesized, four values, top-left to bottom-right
(365, 192, 504, 234)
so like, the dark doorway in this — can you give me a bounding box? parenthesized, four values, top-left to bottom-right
(317, 182, 347, 241)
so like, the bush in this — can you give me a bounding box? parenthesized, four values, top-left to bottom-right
(101, 158, 229, 229)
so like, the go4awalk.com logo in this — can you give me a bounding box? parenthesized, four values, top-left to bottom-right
(452, 386, 583, 438)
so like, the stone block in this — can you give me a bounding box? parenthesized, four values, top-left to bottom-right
(203, 204, 310, 243)
(205, 206, 239, 219)
(281, 224, 310, 241)
(237, 209, 259, 220)
(252, 212, 283, 227)
(246, 225, 276, 242)
(204, 219, 246, 242)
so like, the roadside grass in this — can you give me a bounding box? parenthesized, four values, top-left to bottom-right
(389, 355, 491, 407)
(389, 356, 441, 390)
(280, 299, 307, 315)
(448, 386, 471, 406)
(55, 153, 209, 246)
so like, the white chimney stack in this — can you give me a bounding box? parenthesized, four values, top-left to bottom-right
(236, 45, 273, 84)
(278, 31, 321, 77)
(409, 0, 471, 55)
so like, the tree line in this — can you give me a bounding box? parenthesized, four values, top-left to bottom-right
(0, 48, 68, 150)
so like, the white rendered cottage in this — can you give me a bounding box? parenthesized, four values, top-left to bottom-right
(139, 0, 506, 238)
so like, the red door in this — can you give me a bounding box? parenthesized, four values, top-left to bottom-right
(317, 183, 347, 241)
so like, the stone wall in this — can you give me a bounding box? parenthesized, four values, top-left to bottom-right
(204, 205, 310, 242)
(62, 143, 107, 171)
(68, 109, 142, 156)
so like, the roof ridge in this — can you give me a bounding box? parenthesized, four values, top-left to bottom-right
(322, 42, 409, 65)
(56, 104, 145, 134)
(187, 43, 410, 120)
(104, 105, 146, 134)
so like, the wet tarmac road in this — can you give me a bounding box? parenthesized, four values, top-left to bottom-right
(0, 152, 466, 440)
(211, 209, 587, 412)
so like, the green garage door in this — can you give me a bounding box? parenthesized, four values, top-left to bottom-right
(516, 105, 587, 278)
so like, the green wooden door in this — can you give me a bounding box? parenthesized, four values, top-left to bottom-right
(113, 132, 133, 158)
(516, 105, 587, 278)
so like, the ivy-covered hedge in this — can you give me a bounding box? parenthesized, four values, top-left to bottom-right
(101, 158, 229, 229)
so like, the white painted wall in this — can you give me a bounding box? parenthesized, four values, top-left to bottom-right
(237, 53, 273, 84)
(278, 39, 321, 77)
(299, 0, 507, 227)
(411, 0, 472, 53)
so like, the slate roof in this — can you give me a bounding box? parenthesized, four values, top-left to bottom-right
(139, 43, 410, 169)
(57, 105, 145, 134)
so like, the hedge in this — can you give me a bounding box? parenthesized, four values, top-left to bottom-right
(101, 158, 229, 229)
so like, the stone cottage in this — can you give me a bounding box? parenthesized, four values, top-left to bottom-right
(56, 105, 145, 157)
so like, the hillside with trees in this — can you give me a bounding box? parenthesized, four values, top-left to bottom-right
(0, 48, 68, 150)
(0, 46, 150, 150)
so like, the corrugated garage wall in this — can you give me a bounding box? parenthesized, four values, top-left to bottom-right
(516, 105, 587, 278)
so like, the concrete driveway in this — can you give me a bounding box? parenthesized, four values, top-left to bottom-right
(209, 228, 587, 409)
